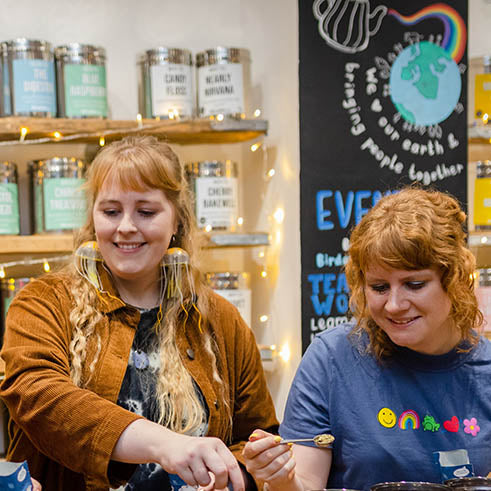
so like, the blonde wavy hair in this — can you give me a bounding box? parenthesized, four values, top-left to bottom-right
(68, 135, 230, 437)
(345, 187, 482, 360)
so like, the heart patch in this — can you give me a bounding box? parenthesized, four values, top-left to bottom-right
(443, 416, 459, 432)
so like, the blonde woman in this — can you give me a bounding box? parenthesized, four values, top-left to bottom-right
(243, 188, 491, 490)
(1, 136, 278, 491)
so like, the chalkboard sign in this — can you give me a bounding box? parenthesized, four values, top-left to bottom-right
(299, 0, 468, 352)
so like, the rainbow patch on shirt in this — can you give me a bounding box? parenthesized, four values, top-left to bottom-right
(398, 410, 420, 430)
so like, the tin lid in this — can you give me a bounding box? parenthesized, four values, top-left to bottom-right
(54, 43, 106, 60)
(0, 161, 18, 180)
(371, 483, 449, 491)
(6, 38, 52, 53)
(205, 271, 249, 289)
(445, 477, 491, 490)
(196, 47, 250, 67)
(32, 157, 86, 175)
(138, 47, 192, 65)
(185, 160, 238, 177)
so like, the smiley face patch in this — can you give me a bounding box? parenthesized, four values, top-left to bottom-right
(377, 407, 397, 428)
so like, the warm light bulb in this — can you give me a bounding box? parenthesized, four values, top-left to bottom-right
(43, 260, 51, 272)
(273, 207, 285, 224)
(205, 224, 212, 233)
(237, 217, 244, 226)
(0, 266, 5, 279)
(267, 168, 276, 178)
(99, 136, 105, 147)
(136, 113, 143, 128)
(250, 142, 262, 152)
(254, 109, 261, 118)
(258, 251, 265, 258)
(53, 131, 62, 139)
(261, 270, 267, 278)
(279, 343, 291, 362)
(481, 236, 488, 244)
(20, 127, 29, 141)
(483, 113, 489, 123)
(217, 114, 224, 122)
(260, 315, 269, 323)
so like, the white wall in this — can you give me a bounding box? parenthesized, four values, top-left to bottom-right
(0, 0, 300, 419)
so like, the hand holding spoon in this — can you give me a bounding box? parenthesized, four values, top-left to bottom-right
(279, 433, 334, 447)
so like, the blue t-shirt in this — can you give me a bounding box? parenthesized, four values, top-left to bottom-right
(280, 324, 491, 490)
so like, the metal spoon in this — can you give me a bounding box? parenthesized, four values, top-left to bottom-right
(279, 433, 335, 447)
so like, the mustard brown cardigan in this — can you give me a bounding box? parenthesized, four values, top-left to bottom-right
(0, 269, 278, 490)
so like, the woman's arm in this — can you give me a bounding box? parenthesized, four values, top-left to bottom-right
(242, 430, 332, 491)
(112, 418, 245, 491)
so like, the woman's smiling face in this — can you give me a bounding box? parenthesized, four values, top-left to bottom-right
(93, 177, 177, 286)
(364, 264, 460, 355)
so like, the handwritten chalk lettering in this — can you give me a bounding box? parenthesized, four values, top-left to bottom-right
(365, 67, 378, 96)
(316, 189, 384, 230)
(377, 116, 400, 141)
(408, 162, 464, 185)
(343, 62, 365, 136)
(360, 137, 404, 174)
(448, 133, 459, 149)
(310, 316, 349, 334)
(315, 252, 348, 268)
(402, 138, 444, 156)
(308, 272, 349, 316)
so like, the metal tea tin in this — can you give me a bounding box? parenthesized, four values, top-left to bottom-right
(29, 157, 87, 233)
(55, 44, 108, 118)
(205, 272, 251, 326)
(474, 161, 491, 230)
(6, 39, 56, 117)
(196, 47, 250, 118)
(0, 162, 20, 234)
(445, 477, 491, 491)
(185, 160, 239, 231)
(138, 47, 193, 119)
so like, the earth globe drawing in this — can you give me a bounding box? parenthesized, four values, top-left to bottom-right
(389, 41, 461, 126)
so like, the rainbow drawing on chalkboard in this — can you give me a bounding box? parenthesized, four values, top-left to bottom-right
(388, 4, 466, 63)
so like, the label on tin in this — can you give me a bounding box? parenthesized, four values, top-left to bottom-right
(13, 59, 56, 114)
(198, 63, 244, 116)
(195, 176, 238, 230)
(474, 177, 491, 226)
(214, 289, 251, 326)
(43, 178, 87, 231)
(64, 64, 108, 117)
(0, 183, 19, 234)
(150, 63, 193, 118)
(3, 61, 11, 115)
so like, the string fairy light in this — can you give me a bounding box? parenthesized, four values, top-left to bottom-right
(99, 136, 105, 147)
(43, 259, 51, 272)
(19, 127, 28, 142)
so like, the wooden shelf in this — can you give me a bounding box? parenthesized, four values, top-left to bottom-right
(0, 117, 268, 145)
(0, 232, 271, 278)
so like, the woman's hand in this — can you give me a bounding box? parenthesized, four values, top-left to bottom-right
(241, 429, 297, 490)
(158, 431, 244, 491)
(112, 419, 244, 491)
